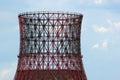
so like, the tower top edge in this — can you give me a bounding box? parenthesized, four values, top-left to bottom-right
(18, 11, 83, 17)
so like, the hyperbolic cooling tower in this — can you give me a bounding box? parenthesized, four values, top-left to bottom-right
(14, 11, 87, 80)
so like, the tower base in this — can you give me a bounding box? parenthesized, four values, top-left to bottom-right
(14, 70, 86, 80)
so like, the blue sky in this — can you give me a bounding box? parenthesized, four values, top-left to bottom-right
(0, 0, 120, 80)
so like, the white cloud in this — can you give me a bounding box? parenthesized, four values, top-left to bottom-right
(107, 19, 120, 28)
(0, 69, 11, 80)
(94, 26, 109, 33)
(92, 40, 108, 49)
(0, 62, 17, 80)
(102, 40, 108, 48)
(114, 22, 120, 28)
(94, 0, 102, 4)
(92, 43, 99, 49)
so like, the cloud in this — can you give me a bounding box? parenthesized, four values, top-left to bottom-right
(0, 62, 17, 80)
(102, 40, 108, 48)
(92, 40, 108, 49)
(94, 0, 102, 4)
(94, 26, 109, 33)
(92, 43, 99, 49)
(0, 69, 11, 80)
(107, 19, 120, 29)
(113, 22, 120, 28)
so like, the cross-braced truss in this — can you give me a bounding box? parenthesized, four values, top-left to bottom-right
(14, 11, 87, 80)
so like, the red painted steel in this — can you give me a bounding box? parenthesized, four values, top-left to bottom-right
(14, 11, 87, 80)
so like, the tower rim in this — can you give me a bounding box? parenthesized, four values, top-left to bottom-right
(18, 11, 83, 17)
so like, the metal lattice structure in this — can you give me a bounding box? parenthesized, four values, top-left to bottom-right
(14, 11, 87, 80)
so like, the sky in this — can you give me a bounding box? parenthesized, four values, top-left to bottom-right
(0, 0, 120, 80)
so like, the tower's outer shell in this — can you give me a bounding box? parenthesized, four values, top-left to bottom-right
(14, 11, 87, 80)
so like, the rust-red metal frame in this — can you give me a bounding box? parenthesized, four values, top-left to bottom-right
(14, 11, 87, 80)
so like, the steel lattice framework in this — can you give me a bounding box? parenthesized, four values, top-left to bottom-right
(14, 11, 87, 80)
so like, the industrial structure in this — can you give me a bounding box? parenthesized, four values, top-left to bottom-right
(14, 11, 87, 80)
